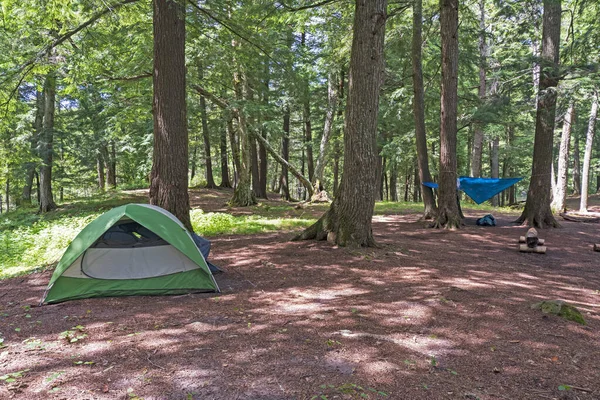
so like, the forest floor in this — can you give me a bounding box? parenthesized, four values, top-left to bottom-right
(1, 189, 600, 400)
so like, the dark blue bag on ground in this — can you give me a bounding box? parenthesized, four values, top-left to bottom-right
(476, 214, 496, 226)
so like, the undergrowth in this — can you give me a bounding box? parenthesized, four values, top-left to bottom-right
(0, 192, 314, 280)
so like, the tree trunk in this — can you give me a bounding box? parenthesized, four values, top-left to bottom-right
(258, 71, 269, 198)
(572, 127, 581, 195)
(23, 89, 44, 203)
(199, 83, 217, 189)
(97, 151, 106, 191)
(280, 104, 291, 201)
(227, 115, 240, 188)
(389, 161, 398, 201)
(413, 166, 420, 202)
(301, 31, 315, 183)
(412, 0, 437, 219)
(5, 179, 9, 212)
(552, 101, 575, 212)
(149, 0, 192, 231)
(250, 137, 261, 197)
(39, 72, 57, 212)
(374, 152, 383, 201)
(313, 72, 338, 195)
(470, 0, 487, 178)
(434, 0, 460, 228)
(229, 57, 256, 206)
(580, 91, 598, 212)
(491, 135, 499, 206)
(219, 120, 232, 188)
(516, 0, 561, 228)
(106, 141, 116, 188)
(295, 0, 387, 247)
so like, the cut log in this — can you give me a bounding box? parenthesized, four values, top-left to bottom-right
(519, 236, 544, 245)
(525, 228, 539, 248)
(519, 244, 546, 254)
(593, 244, 600, 252)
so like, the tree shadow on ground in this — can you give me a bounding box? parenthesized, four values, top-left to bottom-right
(0, 211, 599, 399)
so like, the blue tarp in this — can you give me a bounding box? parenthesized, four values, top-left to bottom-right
(423, 177, 522, 204)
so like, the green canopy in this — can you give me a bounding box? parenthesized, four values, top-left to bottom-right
(42, 204, 219, 304)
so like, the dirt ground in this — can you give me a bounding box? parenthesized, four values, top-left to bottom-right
(1, 190, 599, 400)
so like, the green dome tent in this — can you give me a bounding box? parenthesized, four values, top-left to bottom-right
(41, 204, 220, 304)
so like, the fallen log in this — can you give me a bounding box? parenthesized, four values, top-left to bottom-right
(519, 244, 546, 254)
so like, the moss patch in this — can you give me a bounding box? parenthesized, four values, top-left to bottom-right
(531, 300, 586, 325)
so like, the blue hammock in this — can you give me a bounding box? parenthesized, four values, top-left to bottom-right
(423, 177, 522, 204)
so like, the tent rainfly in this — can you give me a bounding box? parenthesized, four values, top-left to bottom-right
(41, 204, 220, 304)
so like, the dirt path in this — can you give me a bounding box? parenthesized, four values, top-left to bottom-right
(1, 193, 599, 399)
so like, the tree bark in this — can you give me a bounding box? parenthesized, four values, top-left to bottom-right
(97, 151, 106, 191)
(389, 161, 398, 202)
(219, 120, 232, 188)
(229, 58, 256, 206)
(199, 74, 217, 188)
(39, 71, 57, 212)
(106, 141, 116, 188)
(491, 135, 499, 206)
(552, 101, 575, 212)
(580, 92, 598, 212)
(301, 31, 315, 183)
(470, 0, 486, 178)
(149, 0, 192, 231)
(312, 72, 338, 196)
(412, 0, 437, 219)
(295, 0, 387, 247)
(257, 71, 269, 198)
(280, 104, 291, 201)
(434, 0, 461, 228)
(516, 0, 561, 228)
(572, 127, 581, 195)
(23, 89, 44, 203)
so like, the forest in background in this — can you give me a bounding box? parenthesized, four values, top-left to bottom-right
(0, 0, 598, 216)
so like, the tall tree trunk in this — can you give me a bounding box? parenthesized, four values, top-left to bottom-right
(389, 161, 398, 201)
(374, 152, 384, 201)
(572, 128, 581, 195)
(434, 0, 460, 228)
(227, 115, 240, 188)
(552, 101, 575, 211)
(258, 70, 269, 198)
(5, 179, 9, 212)
(219, 119, 232, 188)
(229, 56, 256, 206)
(199, 75, 217, 188)
(106, 141, 116, 188)
(39, 72, 57, 212)
(491, 135, 499, 206)
(295, 0, 387, 247)
(412, 0, 437, 219)
(413, 166, 421, 202)
(470, 0, 487, 178)
(149, 0, 191, 230)
(301, 31, 315, 183)
(250, 136, 263, 198)
(516, 0, 561, 228)
(23, 89, 44, 203)
(580, 92, 598, 212)
(280, 104, 291, 201)
(97, 151, 106, 191)
(312, 72, 338, 196)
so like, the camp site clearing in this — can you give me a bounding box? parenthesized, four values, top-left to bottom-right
(0, 189, 599, 400)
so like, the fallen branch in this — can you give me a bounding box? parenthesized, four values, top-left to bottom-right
(192, 84, 313, 198)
